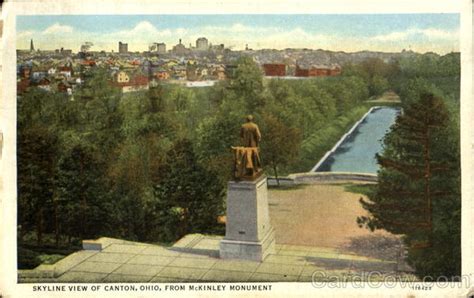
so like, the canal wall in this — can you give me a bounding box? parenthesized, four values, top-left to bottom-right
(267, 172, 377, 186)
(310, 106, 382, 172)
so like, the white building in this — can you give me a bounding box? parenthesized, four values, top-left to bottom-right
(115, 71, 130, 83)
(157, 43, 166, 54)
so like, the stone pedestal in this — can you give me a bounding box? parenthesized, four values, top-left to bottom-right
(220, 175, 275, 261)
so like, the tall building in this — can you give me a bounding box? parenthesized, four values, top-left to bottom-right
(196, 37, 208, 51)
(30, 39, 35, 51)
(172, 39, 187, 55)
(157, 42, 166, 54)
(118, 41, 128, 54)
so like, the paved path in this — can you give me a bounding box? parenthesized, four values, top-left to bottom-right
(269, 184, 390, 246)
(268, 183, 407, 265)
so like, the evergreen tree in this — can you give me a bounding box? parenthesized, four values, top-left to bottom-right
(358, 93, 460, 279)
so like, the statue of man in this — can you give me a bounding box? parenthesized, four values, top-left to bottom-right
(240, 115, 261, 148)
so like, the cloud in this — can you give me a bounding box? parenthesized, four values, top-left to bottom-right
(229, 23, 253, 33)
(175, 28, 188, 35)
(372, 28, 458, 42)
(16, 21, 459, 54)
(17, 30, 34, 39)
(124, 21, 158, 36)
(42, 23, 74, 34)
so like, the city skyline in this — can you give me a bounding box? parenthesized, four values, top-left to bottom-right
(17, 14, 460, 54)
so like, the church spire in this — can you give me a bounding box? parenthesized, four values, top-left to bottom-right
(30, 39, 35, 51)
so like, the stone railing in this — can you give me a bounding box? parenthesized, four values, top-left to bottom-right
(267, 172, 377, 186)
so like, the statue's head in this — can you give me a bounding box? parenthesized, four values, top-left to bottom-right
(246, 115, 254, 122)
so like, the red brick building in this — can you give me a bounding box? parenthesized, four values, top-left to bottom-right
(295, 65, 341, 77)
(262, 63, 286, 76)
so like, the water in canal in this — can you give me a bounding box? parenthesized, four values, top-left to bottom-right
(315, 107, 401, 174)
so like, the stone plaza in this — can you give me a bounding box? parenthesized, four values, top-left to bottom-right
(19, 234, 412, 283)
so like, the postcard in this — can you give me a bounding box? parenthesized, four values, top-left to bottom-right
(1, 0, 473, 297)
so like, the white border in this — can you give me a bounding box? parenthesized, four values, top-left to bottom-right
(1, 1, 472, 297)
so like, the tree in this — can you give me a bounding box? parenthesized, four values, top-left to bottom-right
(154, 139, 225, 241)
(230, 55, 265, 112)
(357, 93, 460, 279)
(57, 144, 111, 241)
(107, 91, 173, 241)
(260, 113, 302, 185)
(370, 75, 389, 97)
(194, 103, 244, 183)
(17, 125, 57, 245)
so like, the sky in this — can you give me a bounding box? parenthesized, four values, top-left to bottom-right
(16, 14, 460, 54)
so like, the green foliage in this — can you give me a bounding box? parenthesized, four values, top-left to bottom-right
(57, 144, 112, 239)
(299, 106, 370, 172)
(260, 112, 302, 184)
(153, 139, 225, 242)
(393, 53, 460, 103)
(343, 183, 375, 197)
(342, 58, 400, 97)
(17, 52, 459, 274)
(370, 75, 390, 97)
(229, 55, 265, 112)
(37, 254, 65, 265)
(17, 247, 42, 269)
(17, 124, 58, 245)
(358, 93, 460, 279)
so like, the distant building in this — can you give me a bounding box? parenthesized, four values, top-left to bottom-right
(295, 64, 341, 77)
(30, 39, 35, 52)
(59, 66, 73, 78)
(81, 59, 96, 67)
(262, 63, 286, 76)
(213, 65, 226, 80)
(37, 78, 51, 91)
(157, 42, 166, 54)
(55, 47, 72, 56)
(199, 68, 209, 77)
(186, 65, 198, 81)
(172, 39, 187, 55)
(120, 75, 149, 93)
(115, 71, 130, 83)
(210, 44, 225, 52)
(155, 69, 170, 80)
(119, 41, 128, 54)
(31, 67, 48, 80)
(57, 81, 72, 94)
(113, 71, 149, 93)
(19, 65, 31, 79)
(172, 65, 187, 80)
(196, 37, 208, 51)
(62, 49, 72, 56)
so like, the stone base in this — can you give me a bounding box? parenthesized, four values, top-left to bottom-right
(219, 227, 275, 262)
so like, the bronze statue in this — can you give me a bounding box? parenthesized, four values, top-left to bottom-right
(240, 115, 261, 147)
(232, 115, 263, 180)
